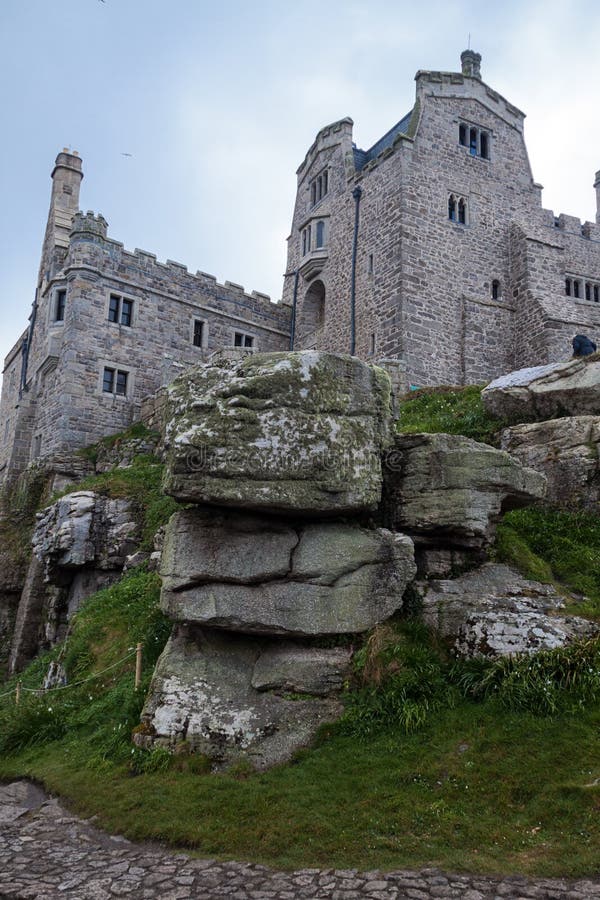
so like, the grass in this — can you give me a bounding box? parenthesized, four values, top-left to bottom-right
(496, 507, 600, 619)
(51, 453, 180, 551)
(396, 384, 505, 446)
(1, 594, 599, 877)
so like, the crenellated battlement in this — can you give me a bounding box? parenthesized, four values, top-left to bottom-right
(542, 209, 600, 242)
(68, 211, 278, 306)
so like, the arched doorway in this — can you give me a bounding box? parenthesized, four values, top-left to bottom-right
(296, 280, 325, 348)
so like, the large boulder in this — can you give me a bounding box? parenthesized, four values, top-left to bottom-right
(162, 351, 392, 515)
(482, 355, 600, 423)
(501, 416, 600, 512)
(136, 625, 344, 770)
(416, 563, 598, 658)
(160, 508, 416, 636)
(381, 433, 546, 555)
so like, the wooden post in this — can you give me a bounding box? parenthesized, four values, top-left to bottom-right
(135, 643, 143, 690)
(15, 681, 21, 705)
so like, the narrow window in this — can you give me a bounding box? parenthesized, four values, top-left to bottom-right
(55, 289, 66, 322)
(448, 194, 457, 221)
(121, 298, 133, 326)
(193, 319, 204, 347)
(323, 170, 328, 195)
(459, 123, 467, 146)
(32, 434, 42, 457)
(480, 132, 489, 159)
(566, 278, 571, 296)
(469, 128, 477, 156)
(108, 295, 120, 323)
(492, 280, 500, 300)
(103, 367, 115, 393)
(315, 220, 325, 248)
(311, 183, 316, 206)
(586, 283, 591, 302)
(115, 370, 128, 396)
(458, 197, 467, 225)
(594, 285, 599, 303)
(370, 333, 376, 355)
(574, 280, 580, 299)
(368, 253, 374, 274)
(307, 224, 311, 250)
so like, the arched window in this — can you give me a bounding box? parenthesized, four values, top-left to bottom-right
(458, 198, 467, 225)
(315, 220, 325, 248)
(469, 127, 477, 156)
(565, 278, 572, 296)
(448, 194, 457, 221)
(492, 280, 500, 300)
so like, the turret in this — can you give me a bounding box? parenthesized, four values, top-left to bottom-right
(38, 149, 83, 286)
(461, 49, 482, 79)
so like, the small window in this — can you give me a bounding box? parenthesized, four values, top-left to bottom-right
(595, 286, 599, 303)
(448, 194, 457, 221)
(368, 253, 374, 275)
(458, 198, 467, 225)
(302, 224, 312, 256)
(586, 283, 591, 302)
(108, 293, 133, 326)
(315, 220, 325, 248)
(32, 434, 42, 457)
(492, 280, 500, 300)
(102, 366, 129, 396)
(369, 333, 376, 355)
(108, 295, 120, 323)
(234, 332, 254, 348)
(193, 319, 204, 348)
(574, 280, 580, 299)
(565, 278, 572, 297)
(459, 122, 490, 160)
(469, 128, 477, 156)
(55, 289, 66, 322)
(121, 298, 133, 327)
(103, 367, 115, 393)
(115, 370, 128, 396)
(310, 169, 329, 207)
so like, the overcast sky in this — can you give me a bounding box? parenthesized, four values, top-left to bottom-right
(1, 0, 600, 375)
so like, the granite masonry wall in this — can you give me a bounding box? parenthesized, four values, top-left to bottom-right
(283, 51, 600, 388)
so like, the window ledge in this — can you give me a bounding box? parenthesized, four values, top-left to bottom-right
(300, 248, 329, 280)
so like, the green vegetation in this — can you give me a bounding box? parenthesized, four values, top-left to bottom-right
(53, 453, 179, 550)
(2, 413, 600, 876)
(1, 590, 599, 877)
(496, 507, 600, 618)
(77, 422, 159, 466)
(396, 384, 505, 445)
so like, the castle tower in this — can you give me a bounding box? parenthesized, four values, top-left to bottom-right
(38, 149, 83, 287)
(461, 49, 482, 79)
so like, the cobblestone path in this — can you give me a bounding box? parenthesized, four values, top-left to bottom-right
(1, 781, 599, 899)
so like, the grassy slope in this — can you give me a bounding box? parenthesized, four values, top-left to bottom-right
(1, 408, 599, 876)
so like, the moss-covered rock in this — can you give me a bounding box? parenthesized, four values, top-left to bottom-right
(162, 351, 392, 515)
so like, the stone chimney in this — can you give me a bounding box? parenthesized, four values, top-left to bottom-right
(595, 170, 600, 225)
(38, 149, 84, 285)
(461, 49, 482, 79)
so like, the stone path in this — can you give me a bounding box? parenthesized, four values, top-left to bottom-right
(1, 781, 599, 899)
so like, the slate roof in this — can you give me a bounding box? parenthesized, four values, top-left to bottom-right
(352, 109, 413, 171)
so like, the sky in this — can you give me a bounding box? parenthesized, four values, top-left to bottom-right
(1, 0, 600, 375)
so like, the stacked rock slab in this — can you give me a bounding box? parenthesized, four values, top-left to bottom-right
(485, 356, 600, 512)
(138, 351, 417, 770)
(381, 432, 546, 577)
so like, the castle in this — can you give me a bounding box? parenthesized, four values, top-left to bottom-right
(2, 49, 600, 482)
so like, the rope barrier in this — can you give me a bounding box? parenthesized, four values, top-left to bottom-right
(0, 644, 142, 705)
